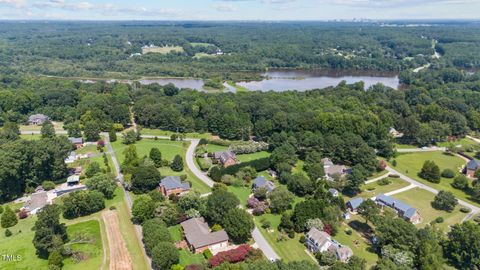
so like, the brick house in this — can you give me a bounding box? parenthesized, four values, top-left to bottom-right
(465, 159, 480, 178)
(375, 194, 421, 224)
(214, 151, 237, 168)
(159, 176, 190, 197)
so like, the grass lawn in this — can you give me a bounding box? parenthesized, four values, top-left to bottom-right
(142, 46, 184, 54)
(395, 143, 417, 149)
(205, 144, 229, 153)
(141, 128, 213, 140)
(20, 134, 42, 140)
(63, 220, 103, 270)
(351, 177, 410, 200)
(190, 42, 215, 47)
(367, 170, 388, 180)
(253, 214, 314, 263)
(168, 225, 183, 242)
(335, 221, 378, 267)
(389, 151, 480, 207)
(237, 151, 270, 163)
(437, 137, 479, 149)
(19, 122, 64, 132)
(0, 214, 47, 270)
(112, 139, 211, 194)
(227, 186, 251, 207)
(178, 249, 206, 266)
(392, 188, 467, 230)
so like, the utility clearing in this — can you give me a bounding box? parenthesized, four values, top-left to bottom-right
(103, 210, 133, 270)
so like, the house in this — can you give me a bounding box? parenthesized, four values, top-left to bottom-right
(67, 175, 80, 186)
(346, 197, 364, 213)
(159, 176, 190, 197)
(181, 217, 229, 253)
(65, 151, 77, 164)
(28, 114, 49, 125)
(24, 191, 48, 214)
(375, 194, 421, 224)
(465, 159, 480, 178)
(322, 158, 350, 181)
(68, 137, 84, 149)
(328, 188, 339, 197)
(306, 228, 353, 262)
(252, 176, 275, 192)
(214, 151, 237, 167)
(389, 127, 404, 138)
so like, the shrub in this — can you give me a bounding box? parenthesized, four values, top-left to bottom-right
(389, 174, 400, 178)
(197, 157, 212, 171)
(151, 242, 179, 270)
(203, 249, 213, 259)
(42, 181, 56, 191)
(1, 206, 18, 228)
(419, 160, 441, 183)
(5, 229, 12, 237)
(229, 141, 269, 154)
(211, 224, 223, 232)
(208, 245, 251, 267)
(109, 206, 116, 210)
(378, 178, 391, 186)
(435, 217, 444, 223)
(345, 229, 353, 235)
(299, 235, 306, 243)
(460, 207, 471, 213)
(0, 205, 3, 214)
(452, 175, 469, 190)
(441, 169, 455, 178)
(288, 231, 295, 238)
(48, 250, 63, 268)
(261, 220, 271, 229)
(474, 215, 480, 223)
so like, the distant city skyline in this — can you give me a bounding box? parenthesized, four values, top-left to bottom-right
(0, 0, 479, 21)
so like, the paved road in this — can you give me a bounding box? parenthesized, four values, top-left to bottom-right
(467, 135, 480, 144)
(386, 166, 480, 220)
(184, 138, 280, 261)
(396, 147, 446, 153)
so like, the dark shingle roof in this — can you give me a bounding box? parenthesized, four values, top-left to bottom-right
(68, 137, 83, 144)
(181, 218, 229, 248)
(214, 151, 237, 164)
(253, 176, 275, 192)
(376, 194, 417, 219)
(467, 159, 480, 171)
(347, 197, 364, 210)
(160, 176, 190, 191)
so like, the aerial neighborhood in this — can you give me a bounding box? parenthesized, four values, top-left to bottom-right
(1, 17, 480, 270)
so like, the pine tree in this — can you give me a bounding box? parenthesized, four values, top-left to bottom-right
(1, 206, 18, 228)
(149, 148, 162, 168)
(171, 155, 184, 172)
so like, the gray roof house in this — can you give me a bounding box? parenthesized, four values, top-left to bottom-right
(28, 114, 49, 125)
(159, 176, 190, 196)
(375, 194, 421, 224)
(322, 158, 350, 181)
(306, 228, 353, 262)
(68, 137, 84, 145)
(214, 151, 237, 167)
(252, 176, 275, 192)
(347, 197, 364, 212)
(466, 159, 480, 171)
(24, 191, 48, 214)
(181, 217, 229, 253)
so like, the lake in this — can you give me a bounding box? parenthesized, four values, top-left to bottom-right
(136, 69, 400, 91)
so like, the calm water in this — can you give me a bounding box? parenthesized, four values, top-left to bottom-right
(136, 70, 400, 91)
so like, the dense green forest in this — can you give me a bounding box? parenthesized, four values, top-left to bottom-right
(1, 21, 480, 80)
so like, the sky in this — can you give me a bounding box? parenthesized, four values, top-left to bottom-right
(0, 0, 479, 21)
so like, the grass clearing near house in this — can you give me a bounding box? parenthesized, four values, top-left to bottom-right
(388, 151, 480, 207)
(351, 177, 410, 200)
(228, 186, 251, 207)
(335, 220, 378, 267)
(168, 225, 183, 242)
(367, 170, 388, 180)
(19, 122, 64, 132)
(140, 128, 213, 140)
(142, 46, 184, 54)
(395, 143, 418, 149)
(112, 139, 211, 194)
(20, 134, 42, 140)
(194, 53, 219, 59)
(178, 249, 206, 266)
(237, 151, 270, 163)
(190, 42, 215, 47)
(63, 220, 103, 270)
(436, 137, 480, 149)
(253, 214, 314, 263)
(392, 188, 467, 230)
(205, 144, 229, 153)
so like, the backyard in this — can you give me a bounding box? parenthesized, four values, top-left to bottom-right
(391, 188, 467, 230)
(112, 138, 211, 194)
(353, 177, 411, 200)
(389, 151, 479, 207)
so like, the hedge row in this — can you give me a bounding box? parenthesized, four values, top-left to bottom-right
(220, 157, 270, 176)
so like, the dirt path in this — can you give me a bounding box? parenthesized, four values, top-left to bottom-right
(102, 210, 133, 270)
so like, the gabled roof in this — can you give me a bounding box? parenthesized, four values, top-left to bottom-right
(253, 176, 275, 192)
(28, 114, 49, 121)
(181, 217, 229, 248)
(307, 228, 331, 248)
(376, 194, 417, 218)
(214, 151, 237, 164)
(347, 197, 364, 210)
(160, 176, 190, 191)
(467, 159, 480, 171)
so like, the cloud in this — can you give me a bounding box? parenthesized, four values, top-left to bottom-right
(321, 0, 477, 8)
(0, 0, 26, 7)
(212, 3, 238, 12)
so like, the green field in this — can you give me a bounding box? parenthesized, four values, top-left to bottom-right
(205, 144, 229, 153)
(19, 134, 42, 140)
(227, 186, 251, 207)
(352, 177, 410, 200)
(436, 137, 479, 149)
(63, 220, 104, 270)
(253, 214, 314, 262)
(141, 128, 213, 139)
(190, 42, 215, 47)
(142, 46, 184, 54)
(392, 188, 467, 230)
(19, 122, 64, 132)
(389, 151, 479, 207)
(112, 139, 211, 194)
(179, 249, 206, 266)
(237, 151, 270, 163)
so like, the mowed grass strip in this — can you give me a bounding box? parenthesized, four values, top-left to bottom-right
(353, 177, 410, 200)
(392, 187, 467, 230)
(389, 151, 480, 207)
(63, 220, 103, 270)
